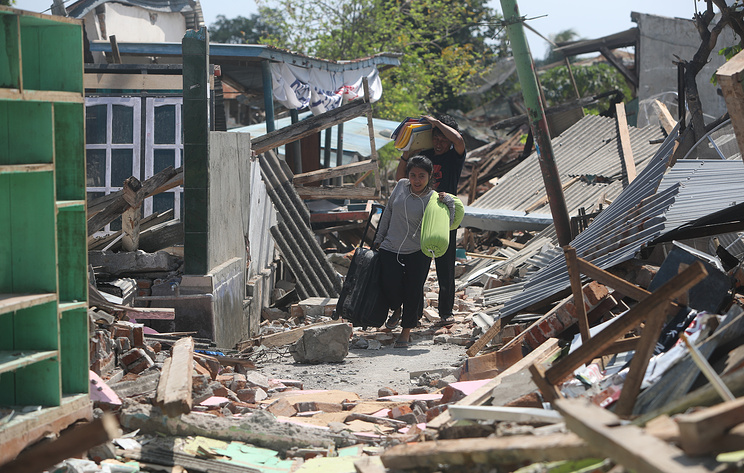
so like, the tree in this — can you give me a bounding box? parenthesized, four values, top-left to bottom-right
(0, 0, 15, 5)
(257, 0, 506, 119)
(673, 0, 744, 161)
(540, 28, 580, 66)
(539, 62, 632, 113)
(208, 8, 285, 44)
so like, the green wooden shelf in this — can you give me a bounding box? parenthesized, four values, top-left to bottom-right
(0, 6, 87, 417)
(0, 164, 54, 174)
(0, 293, 56, 316)
(0, 350, 58, 375)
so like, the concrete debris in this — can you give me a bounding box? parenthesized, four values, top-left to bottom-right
(289, 323, 353, 363)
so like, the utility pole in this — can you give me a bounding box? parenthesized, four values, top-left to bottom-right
(51, 0, 67, 16)
(499, 0, 572, 246)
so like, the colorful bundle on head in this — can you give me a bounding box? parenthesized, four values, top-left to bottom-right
(420, 193, 451, 258)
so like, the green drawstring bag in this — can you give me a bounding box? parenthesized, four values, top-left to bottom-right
(420, 193, 451, 258)
(450, 194, 464, 230)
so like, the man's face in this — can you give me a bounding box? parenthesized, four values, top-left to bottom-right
(432, 132, 452, 155)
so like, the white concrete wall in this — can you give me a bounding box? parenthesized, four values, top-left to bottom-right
(635, 12, 737, 126)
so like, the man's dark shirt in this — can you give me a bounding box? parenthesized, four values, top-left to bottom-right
(422, 147, 466, 195)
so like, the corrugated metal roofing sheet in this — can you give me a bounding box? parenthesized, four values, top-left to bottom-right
(498, 126, 680, 317)
(471, 114, 665, 216)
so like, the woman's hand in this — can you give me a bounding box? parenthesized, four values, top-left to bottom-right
(438, 191, 446, 201)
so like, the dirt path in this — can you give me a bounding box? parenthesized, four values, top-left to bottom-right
(255, 331, 468, 400)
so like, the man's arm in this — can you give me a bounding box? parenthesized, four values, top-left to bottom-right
(423, 115, 465, 155)
(394, 150, 410, 181)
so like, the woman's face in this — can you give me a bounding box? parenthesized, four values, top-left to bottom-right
(408, 166, 430, 194)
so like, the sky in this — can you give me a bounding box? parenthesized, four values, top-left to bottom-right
(13, 0, 702, 57)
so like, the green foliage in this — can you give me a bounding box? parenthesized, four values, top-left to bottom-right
(376, 141, 400, 171)
(539, 62, 632, 113)
(711, 45, 744, 84)
(0, 0, 15, 5)
(208, 8, 285, 44)
(256, 0, 505, 120)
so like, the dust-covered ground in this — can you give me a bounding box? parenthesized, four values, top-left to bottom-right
(251, 328, 470, 400)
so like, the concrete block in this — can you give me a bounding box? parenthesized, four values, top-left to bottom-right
(244, 371, 270, 391)
(230, 373, 247, 392)
(289, 323, 352, 363)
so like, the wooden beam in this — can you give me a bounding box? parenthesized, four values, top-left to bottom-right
(155, 337, 194, 417)
(121, 176, 143, 251)
(295, 186, 378, 200)
(251, 99, 371, 155)
(362, 77, 382, 194)
(88, 168, 182, 217)
(84, 73, 182, 91)
(292, 160, 377, 185)
(652, 99, 677, 135)
(676, 397, 744, 456)
(0, 414, 119, 473)
(380, 432, 599, 470)
(543, 261, 707, 386)
(555, 398, 715, 473)
(87, 166, 179, 234)
(615, 102, 637, 184)
(466, 318, 501, 357)
(575, 256, 651, 302)
(613, 302, 675, 417)
(716, 49, 744, 165)
(564, 246, 590, 344)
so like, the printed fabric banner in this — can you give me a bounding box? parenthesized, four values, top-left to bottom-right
(270, 63, 382, 115)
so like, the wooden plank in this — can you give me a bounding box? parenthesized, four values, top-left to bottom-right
(362, 77, 381, 194)
(564, 246, 590, 343)
(0, 164, 54, 174)
(0, 293, 56, 315)
(124, 307, 175, 320)
(87, 168, 182, 217)
(529, 363, 562, 402)
(155, 337, 194, 417)
(295, 186, 377, 200)
(87, 165, 179, 234)
(613, 302, 675, 417)
(575, 256, 651, 302)
(118, 447, 262, 473)
(466, 318, 501, 357)
(555, 398, 716, 473)
(544, 261, 707, 385)
(615, 102, 637, 183)
(309, 210, 369, 223)
(251, 99, 371, 155)
(427, 338, 560, 429)
(380, 432, 599, 470)
(716, 49, 744, 165)
(602, 336, 640, 355)
(447, 405, 563, 423)
(121, 176, 143, 251)
(652, 99, 677, 135)
(84, 73, 182, 91)
(292, 160, 377, 185)
(676, 397, 744, 456)
(313, 222, 364, 235)
(1, 414, 119, 473)
(0, 350, 58, 375)
(0, 89, 84, 103)
(0, 394, 92, 466)
(599, 46, 638, 88)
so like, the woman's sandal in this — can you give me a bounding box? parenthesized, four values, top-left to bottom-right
(393, 340, 410, 348)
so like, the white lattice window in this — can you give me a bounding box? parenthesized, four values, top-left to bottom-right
(145, 97, 183, 221)
(85, 97, 141, 234)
